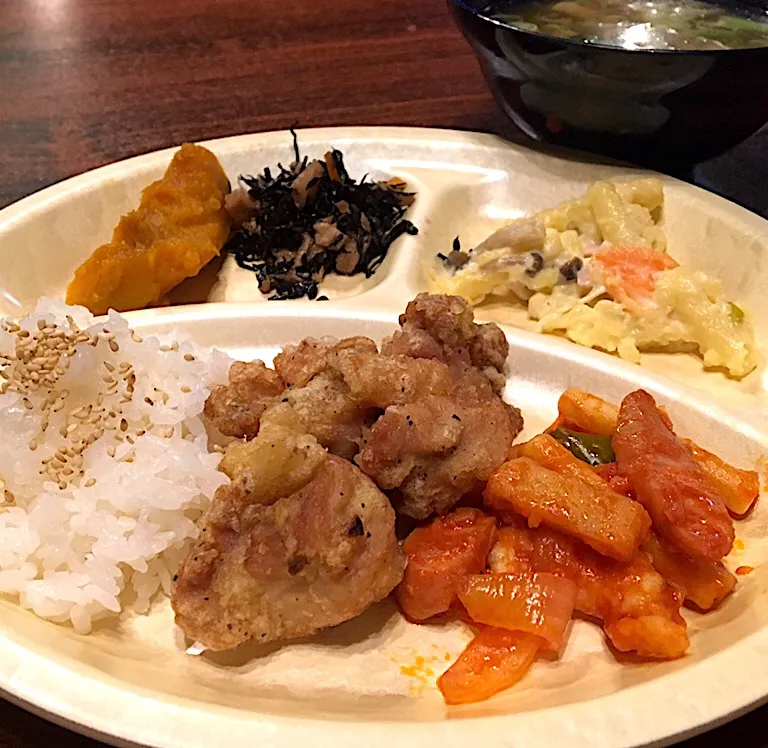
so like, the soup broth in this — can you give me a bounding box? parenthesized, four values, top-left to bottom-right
(486, 0, 768, 49)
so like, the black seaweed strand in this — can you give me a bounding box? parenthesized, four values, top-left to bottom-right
(290, 126, 301, 164)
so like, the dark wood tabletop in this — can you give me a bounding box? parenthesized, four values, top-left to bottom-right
(1, 0, 767, 746)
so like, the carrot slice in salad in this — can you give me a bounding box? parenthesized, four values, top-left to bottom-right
(457, 572, 576, 651)
(395, 508, 498, 622)
(591, 245, 678, 308)
(438, 628, 540, 705)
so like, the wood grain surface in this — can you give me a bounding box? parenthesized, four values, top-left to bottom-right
(0, 0, 766, 745)
(0, 0, 506, 208)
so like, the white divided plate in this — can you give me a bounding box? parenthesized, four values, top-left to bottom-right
(2, 127, 768, 748)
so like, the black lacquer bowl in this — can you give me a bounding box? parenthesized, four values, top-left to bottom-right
(449, 0, 768, 174)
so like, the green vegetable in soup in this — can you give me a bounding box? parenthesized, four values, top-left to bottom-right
(550, 427, 616, 466)
(487, 0, 768, 50)
(719, 14, 768, 31)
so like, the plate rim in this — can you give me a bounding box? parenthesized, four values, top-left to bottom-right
(1, 125, 767, 239)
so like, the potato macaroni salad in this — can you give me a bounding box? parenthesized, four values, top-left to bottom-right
(429, 179, 756, 378)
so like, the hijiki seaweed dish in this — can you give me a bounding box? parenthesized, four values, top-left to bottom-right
(0, 135, 765, 710)
(225, 133, 418, 300)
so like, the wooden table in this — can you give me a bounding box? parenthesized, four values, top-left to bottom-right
(1, 0, 766, 745)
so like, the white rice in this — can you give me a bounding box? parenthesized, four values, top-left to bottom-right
(0, 299, 232, 633)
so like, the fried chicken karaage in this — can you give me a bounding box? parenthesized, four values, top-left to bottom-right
(202, 293, 522, 519)
(176, 294, 521, 650)
(172, 405, 405, 651)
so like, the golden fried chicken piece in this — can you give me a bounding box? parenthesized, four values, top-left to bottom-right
(201, 294, 521, 519)
(489, 522, 689, 659)
(171, 405, 405, 651)
(276, 335, 455, 404)
(359, 393, 519, 519)
(205, 338, 378, 454)
(343, 294, 522, 518)
(331, 350, 454, 408)
(382, 292, 510, 394)
(282, 351, 463, 459)
(67, 144, 231, 314)
(216, 404, 326, 501)
(281, 370, 374, 459)
(204, 360, 285, 439)
(205, 336, 463, 459)
(273, 336, 378, 387)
